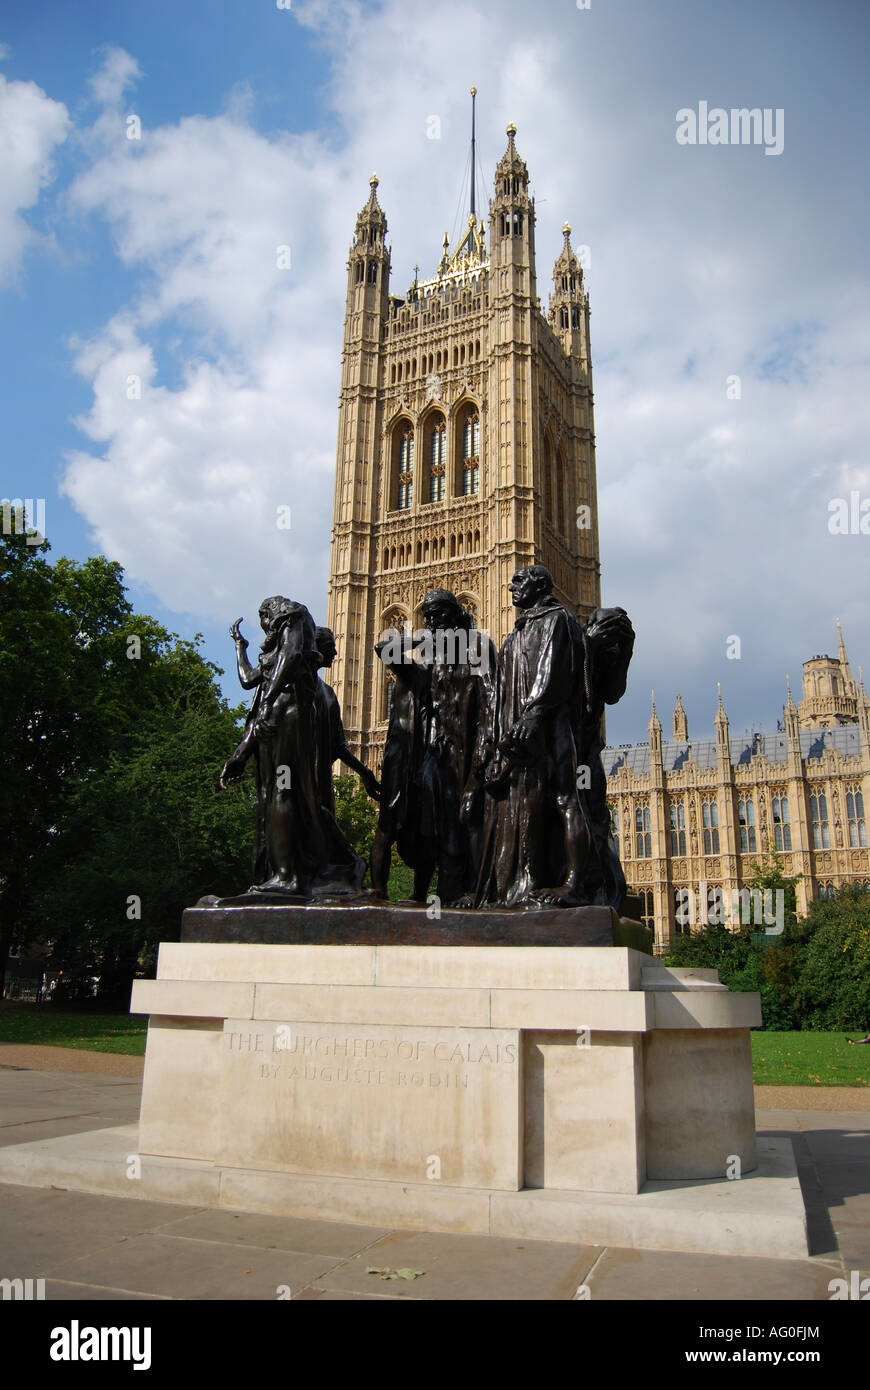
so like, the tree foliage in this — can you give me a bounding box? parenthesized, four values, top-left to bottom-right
(0, 530, 253, 1003)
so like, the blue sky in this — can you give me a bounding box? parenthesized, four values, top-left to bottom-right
(1, 0, 868, 745)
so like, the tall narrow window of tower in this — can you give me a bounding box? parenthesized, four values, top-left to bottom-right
(738, 796, 756, 852)
(571, 307, 580, 329)
(702, 799, 719, 854)
(543, 435, 554, 520)
(670, 801, 686, 855)
(635, 803, 651, 858)
(462, 413, 480, 495)
(397, 426, 414, 509)
(427, 420, 446, 502)
(847, 786, 867, 847)
(811, 790, 830, 848)
(772, 792, 792, 850)
(556, 448, 566, 534)
(367, 261, 378, 284)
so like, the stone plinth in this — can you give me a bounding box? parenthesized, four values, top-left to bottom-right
(0, 915, 808, 1259)
(129, 929, 761, 1201)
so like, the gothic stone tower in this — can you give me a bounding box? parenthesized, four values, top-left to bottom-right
(327, 123, 602, 764)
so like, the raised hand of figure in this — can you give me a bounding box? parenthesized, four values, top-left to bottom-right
(230, 617, 247, 645)
(585, 607, 634, 648)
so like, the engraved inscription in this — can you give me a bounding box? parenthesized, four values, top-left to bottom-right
(223, 1027, 518, 1091)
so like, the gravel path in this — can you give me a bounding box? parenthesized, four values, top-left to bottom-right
(0, 1043, 144, 1076)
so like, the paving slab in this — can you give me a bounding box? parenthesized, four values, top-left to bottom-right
(309, 1229, 600, 1301)
(159, 1208, 391, 1258)
(46, 1231, 346, 1302)
(43, 1280, 168, 1301)
(0, 1182, 208, 1273)
(584, 1246, 839, 1300)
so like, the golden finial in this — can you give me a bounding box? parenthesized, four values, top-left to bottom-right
(562, 222, 572, 238)
(506, 121, 517, 137)
(471, 85, 477, 96)
(369, 173, 379, 187)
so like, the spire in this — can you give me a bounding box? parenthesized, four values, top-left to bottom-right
(784, 674, 800, 740)
(673, 693, 688, 742)
(548, 222, 585, 346)
(346, 173, 391, 307)
(858, 667, 870, 741)
(837, 618, 857, 694)
(351, 173, 388, 246)
(470, 87, 477, 220)
(649, 689, 661, 732)
(489, 120, 536, 299)
(648, 690, 662, 763)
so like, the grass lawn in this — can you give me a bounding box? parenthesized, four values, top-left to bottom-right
(751, 1031, 870, 1086)
(0, 1005, 147, 1056)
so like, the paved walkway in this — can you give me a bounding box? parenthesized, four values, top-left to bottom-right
(0, 1056, 867, 1300)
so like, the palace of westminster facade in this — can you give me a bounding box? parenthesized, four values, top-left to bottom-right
(326, 120, 870, 948)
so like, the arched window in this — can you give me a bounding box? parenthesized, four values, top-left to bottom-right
(556, 447, 566, 533)
(847, 785, 867, 847)
(811, 790, 830, 849)
(674, 888, 691, 935)
(737, 796, 756, 853)
(772, 792, 792, 850)
(571, 306, 580, 329)
(635, 803, 651, 858)
(669, 801, 686, 856)
(367, 261, 378, 284)
(704, 886, 724, 926)
(543, 435, 554, 520)
(426, 418, 447, 502)
(639, 889, 655, 933)
(702, 799, 719, 854)
(395, 424, 414, 510)
(459, 409, 480, 496)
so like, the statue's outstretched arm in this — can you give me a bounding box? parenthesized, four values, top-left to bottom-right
(230, 618, 260, 690)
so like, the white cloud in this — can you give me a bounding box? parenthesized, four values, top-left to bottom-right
(57, 6, 870, 738)
(0, 71, 69, 283)
(87, 44, 141, 107)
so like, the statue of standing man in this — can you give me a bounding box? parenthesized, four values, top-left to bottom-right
(477, 566, 633, 910)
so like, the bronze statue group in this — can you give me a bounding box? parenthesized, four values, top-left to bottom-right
(220, 566, 634, 914)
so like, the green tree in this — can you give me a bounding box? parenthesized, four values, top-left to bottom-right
(0, 531, 133, 993)
(793, 885, 870, 1030)
(0, 530, 253, 1003)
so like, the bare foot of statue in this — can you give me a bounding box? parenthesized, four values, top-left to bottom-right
(529, 884, 590, 908)
(253, 874, 304, 894)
